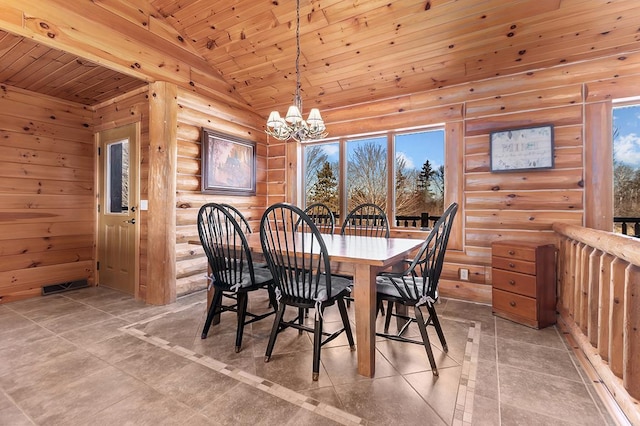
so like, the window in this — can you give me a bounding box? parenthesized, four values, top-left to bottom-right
(395, 130, 445, 224)
(347, 136, 387, 211)
(304, 142, 339, 213)
(303, 127, 445, 228)
(106, 139, 129, 213)
(612, 103, 640, 234)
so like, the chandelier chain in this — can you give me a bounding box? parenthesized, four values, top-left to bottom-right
(265, 0, 327, 142)
(295, 0, 301, 110)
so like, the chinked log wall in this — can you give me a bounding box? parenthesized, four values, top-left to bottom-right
(268, 50, 640, 303)
(553, 223, 640, 425)
(174, 89, 267, 296)
(0, 84, 94, 303)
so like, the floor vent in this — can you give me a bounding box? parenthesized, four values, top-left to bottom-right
(42, 279, 89, 296)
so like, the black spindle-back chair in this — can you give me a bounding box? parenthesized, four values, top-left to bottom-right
(197, 203, 277, 353)
(375, 202, 458, 376)
(260, 203, 354, 381)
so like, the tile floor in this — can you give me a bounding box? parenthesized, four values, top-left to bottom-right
(0, 286, 623, 425)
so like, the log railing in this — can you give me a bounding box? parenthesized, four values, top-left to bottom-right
(553, 222, 640, 425)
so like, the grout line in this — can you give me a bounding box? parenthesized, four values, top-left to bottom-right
(118, 305, 365, 426)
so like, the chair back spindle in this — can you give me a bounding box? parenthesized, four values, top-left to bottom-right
(341, 203, 389, 238)
(303, 202, 335, 234)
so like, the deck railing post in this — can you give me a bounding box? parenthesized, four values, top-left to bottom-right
(420, 212, 429, 228)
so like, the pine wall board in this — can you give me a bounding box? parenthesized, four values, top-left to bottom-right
(0, 85, 94, 303)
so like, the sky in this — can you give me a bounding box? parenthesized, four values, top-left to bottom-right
(613, 104, 640, 168)
(316, 129, 445, 171)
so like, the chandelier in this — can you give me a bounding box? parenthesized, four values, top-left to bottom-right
(265, 0, 327, 142)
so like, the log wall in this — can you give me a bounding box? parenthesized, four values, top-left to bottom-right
(0, 84, 94, 303)
(174, 88, 267, 296)
(273, 51, 640, 303)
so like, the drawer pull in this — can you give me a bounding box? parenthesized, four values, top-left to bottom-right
(509, 301, 516, 307)
(509, 263, 515, 268)
(508, 250, 515, 255)
(509, 280, 515, 285)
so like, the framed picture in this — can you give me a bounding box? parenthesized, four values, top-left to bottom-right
(490, 124, 554, 172)
(201, 129, 256, 195)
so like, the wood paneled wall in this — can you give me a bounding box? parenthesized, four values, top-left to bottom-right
(93, 86, 150, 299)
(274, 51, 640, 303)
(0, 84, 94, 303)
(174, 88, 267, 296)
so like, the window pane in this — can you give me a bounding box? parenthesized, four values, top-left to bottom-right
(107, 139, 129, 214)
(613, 104, 640, 222)
(346, 136, 387, 212)
(394, 130, 445, 227)
(303, 143, 339, 213)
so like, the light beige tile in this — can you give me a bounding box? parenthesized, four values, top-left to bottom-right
(497, 337, 581, 381)
(0, 349, 111, 403)
(39, 306, 115, 334)
(59, 317, 130, 346)
(200, 382, 301, 425)
(334, 375, 447, 425)
(91, 385, 196, 425)
(17, 366, 147, 425)
(152, 362, 240, 410)
(499, 365, 607, 426)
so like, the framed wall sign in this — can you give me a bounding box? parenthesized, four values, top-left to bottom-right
(201, 129, 256, 195)
(490, 124, 554, 172)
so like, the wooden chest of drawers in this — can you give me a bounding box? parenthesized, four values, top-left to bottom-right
(491, 241, 557, 329)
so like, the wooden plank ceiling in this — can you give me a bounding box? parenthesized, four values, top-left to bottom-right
(1, 0, 640, 114)
(0, 29, 146, 106)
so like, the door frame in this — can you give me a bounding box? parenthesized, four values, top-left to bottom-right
(95, 122, 141, 298)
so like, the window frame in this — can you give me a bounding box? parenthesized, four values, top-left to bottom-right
(302, 125, 446, 230)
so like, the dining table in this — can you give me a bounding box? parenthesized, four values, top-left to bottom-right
(242, 232, 425, 378)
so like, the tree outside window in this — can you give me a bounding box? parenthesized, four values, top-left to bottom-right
(395, 130, 445, 220)
(303, 128, 445, 228)
(346, 137, 387, 211)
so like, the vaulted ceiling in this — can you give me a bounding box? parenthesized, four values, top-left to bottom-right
(1, 0, 639, 115)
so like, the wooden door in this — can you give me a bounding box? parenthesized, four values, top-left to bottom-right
(97, 123, 139, 295)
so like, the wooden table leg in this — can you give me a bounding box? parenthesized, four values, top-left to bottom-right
(353, 263, 376, 377)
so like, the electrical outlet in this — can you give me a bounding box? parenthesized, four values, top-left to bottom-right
(459, 268, 469, 281)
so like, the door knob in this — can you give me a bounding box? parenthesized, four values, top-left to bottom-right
(123, 218, 136, 224)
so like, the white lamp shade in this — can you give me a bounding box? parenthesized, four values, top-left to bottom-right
(307, 108, 323, 123)
(285, 105, 303, 123)
(267, 111, 282, 127)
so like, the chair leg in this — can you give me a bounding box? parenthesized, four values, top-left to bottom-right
(312, 311, 323, 381)
(201, 288, 224, 339)
(298, 308, 305, 334)
(265, 303, 286, 362)
(235, 292, 248, 353)
(383, 299, 393, 333)
(427, 304, 448, 352)
(415, 305, 438, 376)
(266, 285, 278, 313)
(337, 298, 355, 349)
